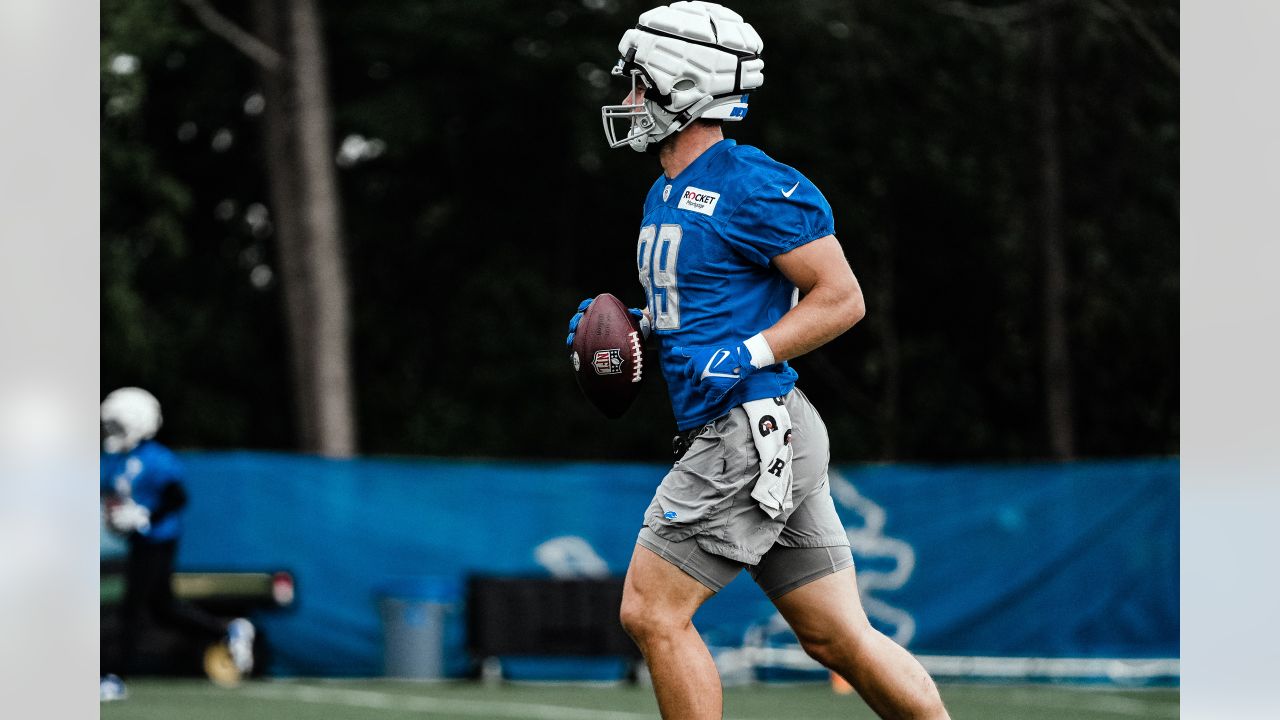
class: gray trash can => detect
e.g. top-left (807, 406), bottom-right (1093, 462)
top-left (377, 577), bottom-right (462, 679)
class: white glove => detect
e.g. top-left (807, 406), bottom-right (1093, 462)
top-left (107, 499), bottom-right (151, 534)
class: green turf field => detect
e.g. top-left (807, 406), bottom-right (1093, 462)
top-left (102, 678), bottom-right (1179, 719)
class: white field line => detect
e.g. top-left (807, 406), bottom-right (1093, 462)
top-left (741, 650), bottom-right (1179, 717)
top-left (746, 647), bottom-right (1180, 680)
top-left (240, 682), bottom-right (657, 720)
top-left (918, 655), bottom-right (1181, 681)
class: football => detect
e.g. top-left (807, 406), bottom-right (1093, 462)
top-left (570, 293), bottom-right (645, 419)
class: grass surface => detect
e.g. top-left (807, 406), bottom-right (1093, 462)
top-left (102, 678), bottom-right (1179, 719)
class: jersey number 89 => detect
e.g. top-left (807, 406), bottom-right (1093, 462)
top-left (637, 224), bottom-right (682, 331)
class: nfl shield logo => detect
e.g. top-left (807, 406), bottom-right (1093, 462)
top-left (593, 348), bottom-right (623, 375)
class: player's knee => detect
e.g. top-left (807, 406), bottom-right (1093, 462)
top-left (798, 633), bottom-right (842, 669)
top-left (618, 596), bottom-right (654, 640)
top-left (619, 596), bottom-right (680, 644)
top-left (796, 619), bottom-right (872, 668)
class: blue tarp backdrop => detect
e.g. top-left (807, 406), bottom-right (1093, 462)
top-left (168, 453), bottom-right (1177, 677)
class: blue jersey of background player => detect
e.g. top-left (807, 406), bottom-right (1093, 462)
top-left (636, 139), bottom-right (835, 430)
top-left (100, 437), bottom-right (186, 542)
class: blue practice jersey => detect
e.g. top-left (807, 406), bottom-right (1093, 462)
top-left (100, 439), bottom-right (185, 542)
top-left (636, 139), bottom-right (836, 430)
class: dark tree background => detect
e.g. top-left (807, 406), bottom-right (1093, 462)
top-left (101, 0), bottom-right (1178, 462)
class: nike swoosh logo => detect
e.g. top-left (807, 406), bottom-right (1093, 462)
top-left (782, 182), bottom-right (800, 198)
top-left (701, 349), bottom-right (739, 380)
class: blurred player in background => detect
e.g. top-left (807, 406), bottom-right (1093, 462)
top-left (573, 3), bottom-right (951, 718)
top-left (99, 387), bottom-right (254, 699)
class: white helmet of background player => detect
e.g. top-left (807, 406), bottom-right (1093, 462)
top-left (601, 1), bottom-right (764, 152)
top-left (101, 387), bottom-right (162, 454)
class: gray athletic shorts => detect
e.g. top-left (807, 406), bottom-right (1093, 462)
top-left (637, 388), bottom-right (852, 597)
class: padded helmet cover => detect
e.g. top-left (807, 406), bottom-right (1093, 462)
top-left (618, 1), bottom-right (764, 113)
top-left (602, 2), bottom-right (764, 151)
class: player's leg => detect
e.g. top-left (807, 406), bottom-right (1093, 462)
top-left (763, 555), bottom-right (949, 720)
top-left (143, 539), bottom-right (256, 678)
top-left (119, 535), bottom-right (170, 675)
top-left (626, 411), bottom-right (773, 718)
top-left (620, 532), bottom-right (737, 720)
top-left (146, 539), bottom-right (229, 641)
top-left (754, 389), bottom-right (948, 718)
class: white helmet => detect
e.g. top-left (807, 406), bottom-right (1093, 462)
top-left (101, 387), bottom-right (162, 454)
top-left (601, 1), bottom-right (764, 153)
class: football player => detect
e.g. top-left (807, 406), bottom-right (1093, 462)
top-left (100, 387), bottom-right (255, 692)
top-left (571, 3), bottom-right (950, 718)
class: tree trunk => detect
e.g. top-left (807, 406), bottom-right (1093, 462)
top-left (252, 0), bottom-right (317, 452)
top-left (252, 0), bottom-right (356, 457)
top-left (288, 0), bottom-right (356, 457)
top-left (1037, 0), bottom-right (1075, 459)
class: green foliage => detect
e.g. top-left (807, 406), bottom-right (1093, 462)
top-left (101, 0), bottom-right (1178, 460)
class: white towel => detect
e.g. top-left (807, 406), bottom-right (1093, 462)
top-left (744, 396), bottom-right (795, 519)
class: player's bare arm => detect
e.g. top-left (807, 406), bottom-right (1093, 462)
top-left (763, 234), bottom-right (865, 363)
